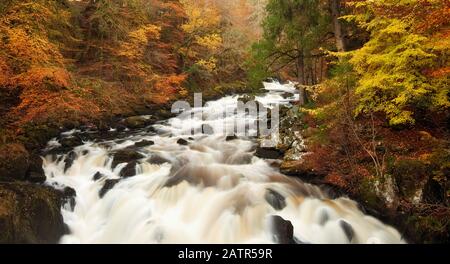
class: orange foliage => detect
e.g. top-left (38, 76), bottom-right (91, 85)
top-left (153, 74), bottom-right (187, 98)
top-left (13, 67), bottom-right (72, 91)
top-left (424, 66), bottom-right (450, 79)
top-left (0, 56), bottom-right (12, 87)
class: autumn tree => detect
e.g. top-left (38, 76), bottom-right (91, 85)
top-left (344, 0), bottom-right (450, 125)
top-left (179, 0), bottom-right (223, 74)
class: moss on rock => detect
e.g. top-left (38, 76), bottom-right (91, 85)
top-left (0, 182), bottom-right (65, 244)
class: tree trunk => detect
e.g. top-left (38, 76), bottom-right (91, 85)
top-left (331, 0), bottom-right (346, 52)
top-left (297, 55), bottom-right (306, 105)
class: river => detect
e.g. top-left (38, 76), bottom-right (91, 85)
top-left (42, 81), bottom-right (405, 244)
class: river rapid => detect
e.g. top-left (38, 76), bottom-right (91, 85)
top-left (43, 81), bottom-right (405, 244)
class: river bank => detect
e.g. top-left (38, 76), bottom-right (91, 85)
top-left (274, 100), bottom-right (449, 244)
top-left (0, 83), bottom-right (255, 243)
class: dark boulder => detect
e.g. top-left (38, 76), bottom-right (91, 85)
top-left (60, 136), bottom-right (83, 149)
top-left (270, 215), bottom-right (296, 244)
top-left (202, 124), bottom-right (214, 135)
top-left (63, 151), bottom-right (78, 173)
top-left (265, 189), bottom-right (286, 211)
top-left (134, 140), bottom-right (155, 148)
top-left (111, 149), bottom-right (145, 168)
top-left (147, 155), bottom-right (171, 165)
top-left (339, 220), bottom-right (355, 242)
top-left (240, 95), bottom-right (255, 104)
top-left (423, 177), bottom-right (446, 204)
top-left (177, 139), bottom-right (189, 146)
top-left (60, 186), bottom-right (76, 211)
top-left (226, 135), bottom-right (238, 141)
top-left (92, 172), bottom-right (104, 181)
top-left (0, 182), bottom-right (65, 244)
top-left (115, 124), bottom-right (127, 132)
top-left (318, 208), bottom-right (330, 226)
top-left (255, 147), bottom-right (283, 160)
top-left (27, 172), bottom-right (47, 184)
top-left (226, 153), bottom-right (253, 165)
top-left (25, 154), bottom-right (47, 183)
top-left (123, 116), bottom-right (154, 129)
top-left (0, 143), bottom-right (30, 181)
top-left (155, 109), bottom-right (175, 119)
top-left (120, 162), bottom-right (138, 178)
top-left (99, 179), bottom-right (120, 198)
top-left (279, 160), bottom-right (318, 180)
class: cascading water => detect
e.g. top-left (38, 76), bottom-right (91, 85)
top-left (43, 81), bottom-right (405, 244)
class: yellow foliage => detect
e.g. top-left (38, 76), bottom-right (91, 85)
top-left (2, 27), bottom-right (63, 68)
top-left (195, 34), bottom-right (222, 51)
top-left (180, 0), bottom-right (221, 34)
top-left (118, 25), bottom-right (161, 60)
top-left (197, 58), bottom-right (218, 72)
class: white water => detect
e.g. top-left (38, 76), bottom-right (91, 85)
top-left (43, 81), bottom-right (405, 244)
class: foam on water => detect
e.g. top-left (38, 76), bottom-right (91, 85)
top-left (43, 81), bottom-right (405, 244)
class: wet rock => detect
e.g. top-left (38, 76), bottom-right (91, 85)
top-left (134, 140), bottom-right (155, 148)
top-left (155, 109), bottom-right (175, 119)
top-left (177, 139), bottom-right (189, 146)
top-left (318, 208), bottom-right (330, 226)
top-left (0, 143), bottom-right (30, 181)
top-left (111, 149), bottom-right (145, 168)
top-left (92, 172), bottom-right (104, 181)
top-left (270, 215), bottom-right (295, 244)
top-left (392, 159), bottom-right (427, 202)
top-left (265, 189), bottom-right (287, 210)
top-left (227, 153), bottom-right (253, 165)
top-left (202, 124), bottom-right (214, 135)
top-left (147, 155), bottom-right (171, 165)
top-left (0, 182), bottom-right (65, 244)
top-left (226, 135), bottom-right (238, 141)
top-left (115, 124), bottom-right (127, 132)
top-left (60, 136), bottom-right (83, 149)
top-left (26, 156), bottom-right (47, 182)
top-left (423, 177), bottom-right (446, 204)
top-left (339, 220), bottom-right (355, 242)
top-left (77, 133), bottom-right (95, 143)
top-left (97, 122), bottom-right (110, 133)
top-left (240, 95), bottom-right (255, 104)
top-left (280, 159), bottom-right (315, 177)
top-left (63, 151), bottom-right (77, 173)
top-left (99, 179), bottom-right (120, 198)
top-left (27, 172), bottom-right (47, 184)
top-left (123, 116), bottom-right (153, 129)
top-left (60, 186), bottom-right (76, 211)
top-left (281, 92), bottom-right (293, 98)
top-left (120, 162), bottom-right (138, 178)
top-left (255, 147), bottom-right (283, 160)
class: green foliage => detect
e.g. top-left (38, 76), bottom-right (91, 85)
top-left (248, 0), bottom-right (334, 88)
